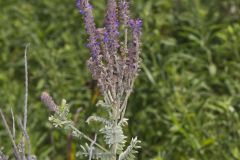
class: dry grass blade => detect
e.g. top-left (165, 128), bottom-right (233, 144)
top-left (0, 109), bottom-right (21, 160)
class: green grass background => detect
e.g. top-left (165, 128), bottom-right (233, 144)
top-left (0, 0), bottom-right (240, 159)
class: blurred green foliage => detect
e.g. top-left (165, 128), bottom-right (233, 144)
top-left (0, 0), bottom-right (240, 159)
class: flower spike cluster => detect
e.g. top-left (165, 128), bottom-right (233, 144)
top-left (76, 0), bottom-right (142, 112)
top-left (76, 0), bottom-right (101, 60)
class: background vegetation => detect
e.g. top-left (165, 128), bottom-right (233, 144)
top-left (0, 0), bottom-right (240, 159)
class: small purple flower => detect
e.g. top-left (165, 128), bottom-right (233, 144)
top-left (128, 19), bottom-right (135, 28)
top-left (136, 19), bottom-right (142, 28)
top-left (87, 4), bottom-right (93, 10)
top-left (103, 32), bottom-right (109, 43)
top-left (129, 18), bottom-right (142, 35)
top-left (80, 10), bottom-right (85, 14)
top-left (115, 21), bottom-right (119, 27)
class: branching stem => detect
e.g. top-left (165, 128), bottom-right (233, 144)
top-left (70, 125), bottom-right (109, 152)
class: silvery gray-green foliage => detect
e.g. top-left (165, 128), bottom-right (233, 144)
top-left (118, 138), bottom-right (141, 160)
top-left (79, 143), bottom-right (112, 160)
top-left (42, 94), bottom-right (140, 160)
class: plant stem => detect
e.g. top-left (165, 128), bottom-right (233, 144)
top-left (110, 120), bottom-right (118, 160)
top-left (110, 101), bottom-right (119, 160)
top-left (70, 125), bottom-right (109, 152)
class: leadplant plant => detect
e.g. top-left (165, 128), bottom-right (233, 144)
top-left (41, 0), bottom-right (142, 159)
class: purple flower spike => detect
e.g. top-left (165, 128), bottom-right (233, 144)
top-left (87, 4), bottom-right (93, 10)
top-left (128, 18), bottom-right (142, 73)
top-left (76, 0), bottom-right (101, 60)
top-left (105, 0), bottom-right (120, 53)
top-left (129, 19), bottom-right (142, 35)
top-left (136, 19), bottom-right (142, 28)
top-left (119, 0), bottom-right (130, 25)
top-left (76, 0), bottom-right (81, 9)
